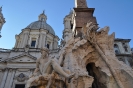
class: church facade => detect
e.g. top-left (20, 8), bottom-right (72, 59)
top-left (0, 0), bottom-right (133, 88)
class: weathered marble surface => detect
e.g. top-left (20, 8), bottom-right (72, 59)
top-left (26, 21), bottom-right (133, 88)
top-left (26, 47), bottom-right (74, 88)
top-left (81, 22), bottom-right (133, 88)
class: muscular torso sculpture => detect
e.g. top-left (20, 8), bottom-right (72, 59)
top-left (26, 47), bottom-right (74, 88)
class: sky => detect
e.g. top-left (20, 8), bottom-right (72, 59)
top-left (0, 0), bottom-right (133, 49)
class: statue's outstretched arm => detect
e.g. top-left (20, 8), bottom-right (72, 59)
top-left (58, 50), bottom-right (66, 65)
top-left (36, 58), bottom-right (40, 68)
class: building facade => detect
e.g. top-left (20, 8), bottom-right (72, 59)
top-left (131, 48), bottom-right (133, 54)
top-left (0, 11), bottom-right (59, 88)
top-left (0, 1), bottom-right (133, 88)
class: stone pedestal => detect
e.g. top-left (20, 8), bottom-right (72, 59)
top-left (71, 76), bottom-right (94, 88)
top-left (74, 7), bottom-right (97, 37)
top-left (37, 86), bottom-right (45, 88)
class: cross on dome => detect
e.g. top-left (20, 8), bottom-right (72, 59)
top-left (38, 10), bottom-right (47, 21)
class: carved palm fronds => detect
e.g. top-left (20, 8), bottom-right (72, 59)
top-left (82, 22), bottom-right (126, 88)
top-left (82, 22), bottom-right (115, 52)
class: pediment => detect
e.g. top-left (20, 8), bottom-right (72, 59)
top-left (5, 53), bottom-right (37, 62)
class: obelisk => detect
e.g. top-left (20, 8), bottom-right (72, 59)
top-left (74, 0), bottom-right (97, 37)
top-left (75, 0), bottom-right (88, 8)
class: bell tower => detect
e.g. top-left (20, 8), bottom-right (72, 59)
top-left (0, 7), bottom-right (6, 38)
top-left (74, 0), bottom-right (97, 37)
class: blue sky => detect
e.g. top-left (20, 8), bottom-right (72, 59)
top-left (0, 0), bottom-right (133, 49)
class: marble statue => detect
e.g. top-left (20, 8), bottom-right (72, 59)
top-left (81, 21), bottom-right (133, 88)
top-left (26, 47), bottom-right (74, 88)
top-left (57, 21), bottom-right (133, 88)
top-left (26, 21), bottom-right (133, 88)
top-left (58, 28), bottom-right (94, 88)
top-left (0, 7), bottom-right (2, 14)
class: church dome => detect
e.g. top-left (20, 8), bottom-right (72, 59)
top-left (26, 12), bottom-right (55, 35)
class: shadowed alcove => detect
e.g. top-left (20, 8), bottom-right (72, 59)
top-left (86, 63), bottom-right (107, 88)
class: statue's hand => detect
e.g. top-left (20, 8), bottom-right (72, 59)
top-left (29, 74), bottom-right (34, 78)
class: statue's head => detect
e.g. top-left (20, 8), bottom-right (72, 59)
top-left (40, 47), bottom-right (49, 57)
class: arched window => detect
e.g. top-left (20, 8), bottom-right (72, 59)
top-left (114, 44), bottom-right (120, 54)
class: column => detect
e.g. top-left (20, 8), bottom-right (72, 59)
top-left (18, 40), bottom-right (21, 48)
top-left (64, 18), bottom-right (71, 29)
top-left (8, 69), bottom-right (16, 88)
top-left (14, 35), bottom-right (19, 48)
top-left (41, 34), bottom-right (44, 48)
top-left (50, 41), bottom-right (53, 50)
top-left (127, 43), bottom-right (132, 54)
top-left (14, 40), bottom-right (18, 48)
top-left (38, 33), bottom-right (43, 48)
top-left (41, 34), bottom-right (46, 47)
top-left (43, 35), bottom-right (46, 48)
top-left (0, 69), bottom-right (8, 88)
top-left (22, 33), bottom-right (27, 48)
top-left (28, 37), bottom-right (32, 46)
top-left (4, 69), bottom-right (14, 88)
top-left (24, 32), bottom-right (29, 46)
top-left (53, 38), bottom-right (58, 49)
top-left (117, 42), bottom-right (125, 54)
top-left (21, 32), bottom-right (29, 48)
top-left (20, 33), bottom-right (26, 48)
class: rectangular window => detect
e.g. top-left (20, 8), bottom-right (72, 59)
top-left (46, 41), bottom-right (51, 49)
top-left (31, 38), bottom-right (36, 48)
top-left (15, 84), bottom-right (25, 88)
